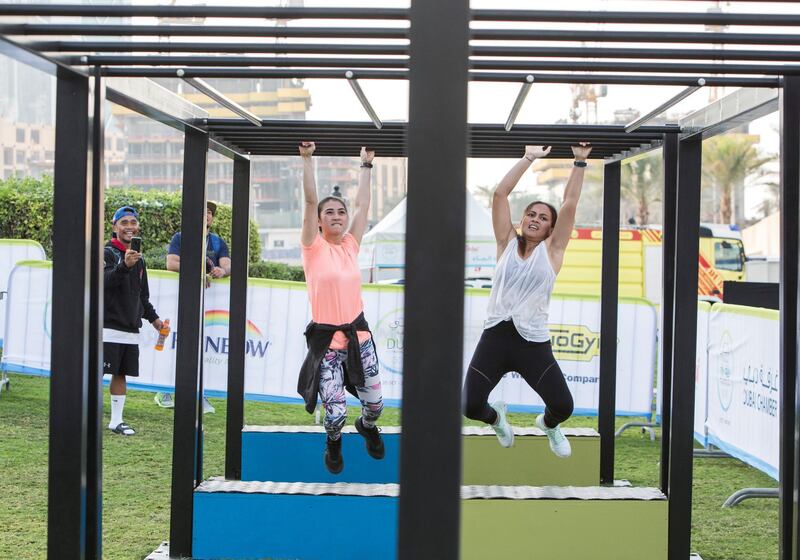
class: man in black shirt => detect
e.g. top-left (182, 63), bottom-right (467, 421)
top-left (103, 206), bottom-right (163, 435)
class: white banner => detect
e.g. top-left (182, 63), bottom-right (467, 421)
top-left (2, 262), bottom-right (657, 416)
top-left (706, 304), bottom-right (779, 480)
top-left (0, 240), bottom-right (46, 349)
top-left (694, 302), bottom-right (711, 446)
top-left (655, 301), bottom-right (712, 446)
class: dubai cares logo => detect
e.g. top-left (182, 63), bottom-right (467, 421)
top-left (717, 330), bottom-right (734, 412)
top-left (374, 308), bottom-right (404, 375)
top-left (171, 310), bottom-right (270, 360)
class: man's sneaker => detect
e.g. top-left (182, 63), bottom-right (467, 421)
top-left (536, 414), bottom-right (571, 458)
top-left (154, 392), bottom-right (174, 408)
top-left (324, 436), bottom-right (344, 474)
top-left (355, 417), bottom-right (385, 460)
top-left (202, 396), bottom-right (215, 414)
top-left (109, 422), bottom-right (136, 436)
top-left (490, 401), bottom-right (514, 448)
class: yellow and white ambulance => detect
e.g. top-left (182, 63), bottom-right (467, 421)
top-left (555, 224), bottom-right (746, 303)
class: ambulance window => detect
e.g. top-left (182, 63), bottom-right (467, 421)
top-left (714, 240), bottom-right (744, 271)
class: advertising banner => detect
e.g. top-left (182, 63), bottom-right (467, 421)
top-left (705, 304), bottom-right (779, 479)
top-left (2, 262), bottom-right (657, 416)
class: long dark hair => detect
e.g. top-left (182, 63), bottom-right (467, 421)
top-left (517, 200), bottom-right (558, 255)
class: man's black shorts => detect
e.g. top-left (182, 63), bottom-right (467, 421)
top-left (103, 342), bottom-right (140, 377)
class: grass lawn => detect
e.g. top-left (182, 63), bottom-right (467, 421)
top-left (0, 373), bottom-right (778, 559)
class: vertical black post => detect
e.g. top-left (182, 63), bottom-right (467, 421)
top-left (169, 127), bottom-right (208, 558)
top-left (85, 66), bottom-right (105, 560)
top-left (225, 155), bottom-right (251, 480)
top-left (660, 133), bottom-right (679, 496)
top-left (667, 134), bottom-right (702, 560)
top-left (781, 75), bottom-right (800, 560)
top-left (48, 68), bottom-right (91, 560)
top-left (599, 160), bottom-right (621, 486)
top-left (398, 1), bottom-right (468, 559)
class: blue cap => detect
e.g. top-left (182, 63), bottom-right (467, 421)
top-left (112, 206), bottom-right (139, 224)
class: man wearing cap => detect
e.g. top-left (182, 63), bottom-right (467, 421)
top-left (104, 206), bottom-right (163, 436)
top-left (155, 201), bottom-right (230, 412)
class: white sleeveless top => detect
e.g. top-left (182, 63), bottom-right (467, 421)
top-left (485, 237), bottom-right (556, 342)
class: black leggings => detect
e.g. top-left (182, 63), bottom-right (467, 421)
top-left (463, 320), bottom-right (574, 428)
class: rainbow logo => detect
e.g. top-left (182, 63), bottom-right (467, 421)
top-left (204, 310), bottom-right (264, 338)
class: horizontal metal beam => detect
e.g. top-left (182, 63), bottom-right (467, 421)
top-left (77, 55), bottom-right (798, 77)
top-left (0, 24), bottom-right (409, 39)
top-left (470, 29), bottom-right (800, 45)
top-left (95, 67), bottom-right (780, 87)
top-left (7, 24), bottom-right (800, 46)
top-left (208, 119), bottom-right (678, 133)
top-left (33, 42), bottom-right (800, 64)
top-left (471, 59), bottom-right (800, 75)
top-left (0, 5), bottom-right (407, 19)
top-left (470, 9), bottom-right (800, 25)
top-left (77, 55), bottom-right (408, 68)
top-left (31, 41), bottom-right (410, 56)
top-left (2, 5), bottom-right (799, 26)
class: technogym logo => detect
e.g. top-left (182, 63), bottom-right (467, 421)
top-left (548, 324), bottom-right (600, 362)
top-left (171, 310), bottom-right (270, 359)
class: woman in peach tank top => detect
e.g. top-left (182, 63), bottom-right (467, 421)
top-left (297, 141), bottom-right (384, 475)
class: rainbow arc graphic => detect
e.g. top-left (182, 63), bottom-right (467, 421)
top-left (204, 310), bottom-right (263, 338)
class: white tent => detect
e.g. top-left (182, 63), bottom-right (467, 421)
top-left (358, 192), bottom-right (496, 281)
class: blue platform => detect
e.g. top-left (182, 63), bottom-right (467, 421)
top-left (241, 425), bottom-right (601, 486)
top-left (191, 480), bottom-right (667, 560)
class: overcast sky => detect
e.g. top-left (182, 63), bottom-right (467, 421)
top-left (140, 0), bottom-right (792, 210)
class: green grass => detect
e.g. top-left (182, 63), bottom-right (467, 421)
top-left (0, 373), bottom-right (778, 559)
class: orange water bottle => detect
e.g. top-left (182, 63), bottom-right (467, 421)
top-left (155, 319), bottom-right (170, 351)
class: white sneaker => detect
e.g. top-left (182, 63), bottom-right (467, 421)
top-left (536, 414), bottom-right (571, 458)
top-left (490, 401), bottom-right (514, 448)
top-left (202, 396), bottom-right (215, 414)
top-left (154, 392), bottom-right (174, 408)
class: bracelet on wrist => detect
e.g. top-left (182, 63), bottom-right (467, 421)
top-left (360, 162), bottom-right (373, 169)
top-left (573, 160), bottom-right (587, 168)
top-left (524, 155), bottom-right (534, 162)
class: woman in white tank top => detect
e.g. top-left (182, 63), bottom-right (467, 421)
top-left (463, 143), bottom-right (593, 457)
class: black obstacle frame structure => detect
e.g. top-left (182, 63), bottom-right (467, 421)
top-left (1, 3), bottom-right (799, 559)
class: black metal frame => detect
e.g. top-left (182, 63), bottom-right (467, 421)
top-left (48, 65), bottom-right (94, 560)
top-left (660, 133), bottom-right (679, 497)
top-left (599, 160), bottom-right (621, 486)
top-left (169, 128), bottom-right (209, 557)
top-left (780, 76), bottom-right (800, 560)
top-left (2, 4), bottom-right (799, 560)
top-left (225, 156), bottom-right (251, 481)
top-left (667, 135), bottom-right (703, 560)
top-left (85, 65), bottom-right (104, 560)
top-left (398, 2), bottom-right (469, 558)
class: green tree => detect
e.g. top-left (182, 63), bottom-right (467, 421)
top-left (0, 176), bottom-right (262, 266)
top-left (621, 153), bottom-right (663, 226)
top-left (701, 134), bottom-right (775, 225)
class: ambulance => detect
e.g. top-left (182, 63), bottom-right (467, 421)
top-left (555, 224), bottom-right (746, 303)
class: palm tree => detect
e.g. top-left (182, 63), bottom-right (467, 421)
top-left (621, 153), bottom-right (663, 225)
top-left (701, 134), bottom-right (775, 224)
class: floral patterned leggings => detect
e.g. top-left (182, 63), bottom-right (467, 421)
top-left (318, 337), bottom-right (384, 440)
